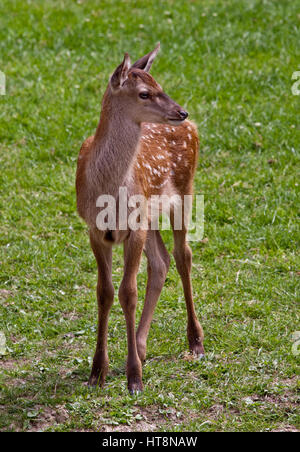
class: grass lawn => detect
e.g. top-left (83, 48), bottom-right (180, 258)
top-left (0, 0), bottom-right (299, 432)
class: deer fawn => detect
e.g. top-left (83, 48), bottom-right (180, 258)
top-left (76, 44), bottom-right (204, 394)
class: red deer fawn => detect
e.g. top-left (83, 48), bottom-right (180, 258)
top-left (76, 44), bottom-right (204, 394)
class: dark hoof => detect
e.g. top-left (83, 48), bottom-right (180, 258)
top-left (88, 371), bottom-right (106, 387)
top-left (189, 339), bottom-right (205, 358)
top-left (129, 388), bottom-right (142, 396)
top-left (128, 379), bottom-right (143, 395)
top-left (88, 376), bottom-right (100, 386)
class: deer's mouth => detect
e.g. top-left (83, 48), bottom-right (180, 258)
top-left (167, 110), bottom-right (188, 125)
top-left (167, 118), bottom-right (185, 125)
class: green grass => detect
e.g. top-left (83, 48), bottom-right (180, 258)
top-left (0, 0), bottom-right (299, 432)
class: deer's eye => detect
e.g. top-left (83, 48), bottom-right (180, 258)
top-left (139, 92), bottom-right (149, 99)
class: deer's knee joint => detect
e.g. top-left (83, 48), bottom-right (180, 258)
top-left (174, 244), bottom-right (192, 273)
top-left (151, 255), bottom-right (170, 287)
top-left (152, 259), bottom-right (166, 278)
top-left (184, 245), bottom-right (192, 266)
top-left (97, 282), bottom-right (114, 306)
top-left (119, 282), bottom-right (138, 311)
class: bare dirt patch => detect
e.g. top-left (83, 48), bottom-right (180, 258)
top-left (99, 406), bottom-right (187, 432)
top-left (101, 420), bottom-right (157, 432)
top-left (1, 358), bottom-right (20, 370)
top-left (207, 404), bottom-right (225, 419)
top-left (271, 424), bottom-right (299, 432)
top-left (242, 393), bottom-right (299, 411)
top-left (5, 377), bottom-right (27, 386)
top-left (0, 289), bottom-right (13, 299)
top-left (27, 405), bottom-right (69, 432)
top-left (272, 376), bottom-right (298, 389)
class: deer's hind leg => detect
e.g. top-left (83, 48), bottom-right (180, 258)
top-left (136, 230), bottom-right (170, 362)
top-left (88, 230), bottom-right (114, 387)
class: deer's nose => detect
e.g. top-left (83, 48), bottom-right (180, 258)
top-left (178, 110), bottom-right (188, 120)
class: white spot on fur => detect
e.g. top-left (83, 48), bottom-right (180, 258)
top-left (156, 180), bottom-right (168, 188)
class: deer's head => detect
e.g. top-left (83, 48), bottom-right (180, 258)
top-left (108, 43), bottom-right (188, 126)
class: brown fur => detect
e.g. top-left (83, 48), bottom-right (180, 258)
top-left (75, 47), bottom-right (204, 393)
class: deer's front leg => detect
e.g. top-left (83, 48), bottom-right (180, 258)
top-left (172, 228), bottom-right (205, 358)
top-left (88, 233), bottom-right (114, 387)
top-left (119, 231), bottom-right (146, 394)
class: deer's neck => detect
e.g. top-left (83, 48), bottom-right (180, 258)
top-left (87, 93), bottom-right (141, 199)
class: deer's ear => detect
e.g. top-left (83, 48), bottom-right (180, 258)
top-left (131, 43), bottom-right (160, 73)
top-left (110, 53), bottom-right (131, 90)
